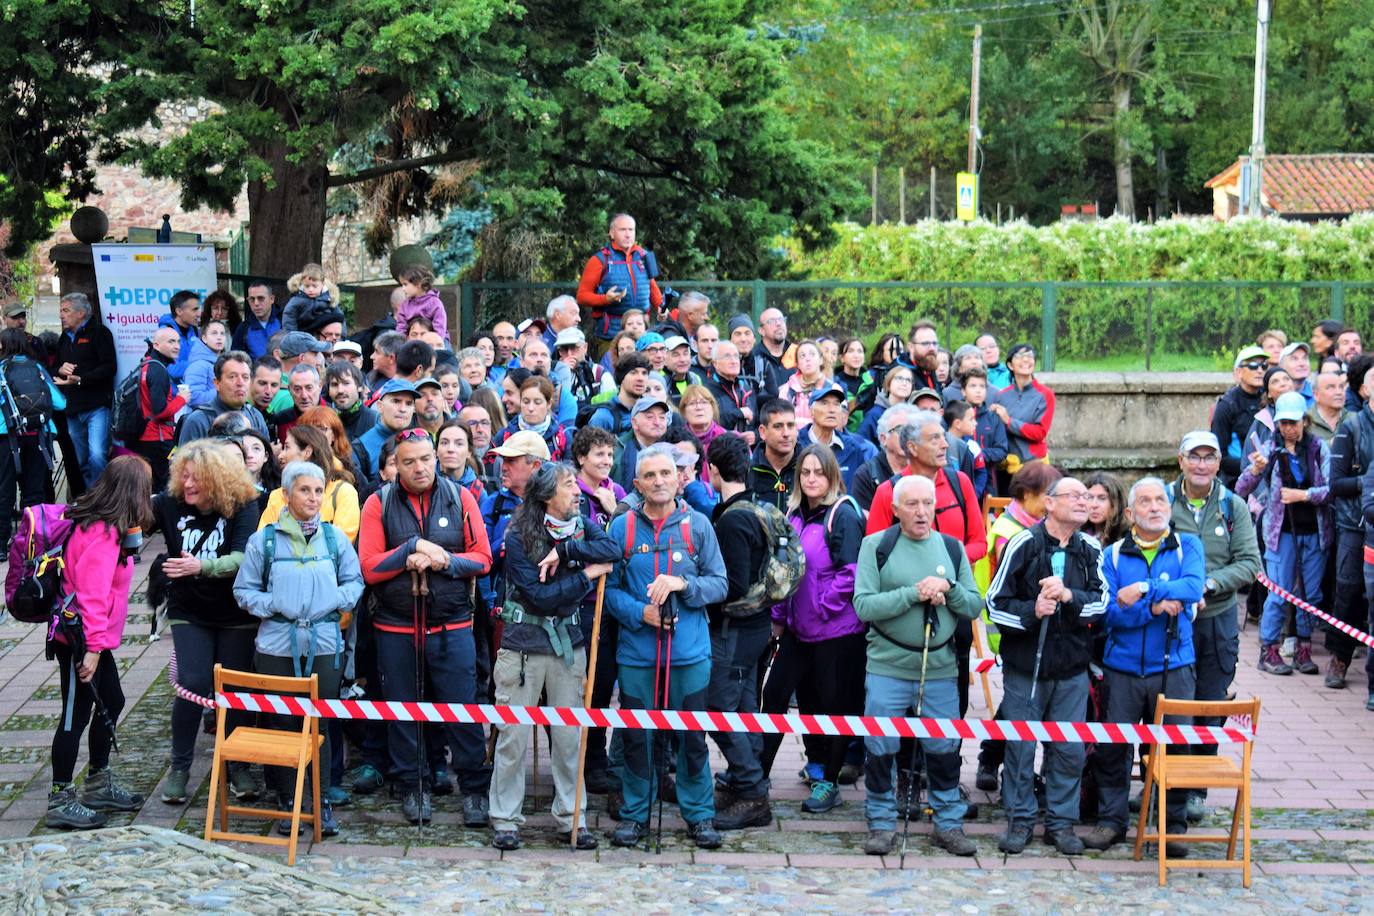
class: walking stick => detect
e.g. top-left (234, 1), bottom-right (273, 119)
top-left (899, 604), bottom-right (934, 869)
top-left (1029, 600), bottom-right (1058, 701)
top-left (1144, 611), bottom-right (1180, 848)
top-left (570, 576), bottom-right (607, 849)
top-left (411, 568), bottom-right (429, 831)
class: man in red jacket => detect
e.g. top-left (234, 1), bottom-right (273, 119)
top-left (576, 213), bottom-right (664, 354)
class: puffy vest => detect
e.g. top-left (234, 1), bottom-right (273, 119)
top-left (373, 479), bottom-right (474, 628)
top-left (594, 246), bottom-right (652, 317)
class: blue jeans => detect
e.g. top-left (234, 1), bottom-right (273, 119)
top-left (1261, 531), bottom-right (1323, 644)
top-left (863, 673), bottom-right (965, 832)
top-left (1000, 668), bottom-right (1088, 831)
top-left (66, 407), bottom-right (110, 488)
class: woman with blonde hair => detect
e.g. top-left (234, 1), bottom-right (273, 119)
top-left (149, 441), bottom-right (261, 806)
top-left (679, 384), bottom-right (727, 464)
top-left (778, 340), bottom-right (830, 429)
top-left (259, 425), bottom-right (361, 540)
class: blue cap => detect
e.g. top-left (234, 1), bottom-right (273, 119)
top-left (636, 332), bottom-right (666, 351)
top-left (378, 378), bottom-right (419, 399)
top-left (807, 382), bottom-right (848, 406)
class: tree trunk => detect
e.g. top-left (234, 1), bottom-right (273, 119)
top-left (1112, 81), bottom-right (1135, 221)
top-left (246, 141), bottom-right (329, 280)
top-left (1155, 147), bottom-right (1170, 220)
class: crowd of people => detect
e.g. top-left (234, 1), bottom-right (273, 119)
top-left (3, 212), bottom-right (1369, 859)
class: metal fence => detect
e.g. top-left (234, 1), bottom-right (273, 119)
top-left (460, 280), bottom-right (1374, 371)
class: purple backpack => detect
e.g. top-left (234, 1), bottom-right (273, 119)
top-left (5, 504), bottom-right (75, 624)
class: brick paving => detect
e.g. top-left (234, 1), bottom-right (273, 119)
top-left (3, 536), bottom-right (1374, 901)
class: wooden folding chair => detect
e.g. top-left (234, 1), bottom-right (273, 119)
top-left (969, 496), bottom-right (1012, 711)
top-left (204, 664), bottom-right (323, 866)
top-left (1132, 696), bottom-right (1260, 887)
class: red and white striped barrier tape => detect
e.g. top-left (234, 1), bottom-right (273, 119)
top-left (168, 650), bottom-right (216, 709)
top-left (215, 692), bottom-right (1252, 746)
top-left (1257, 571), bottom-right (1374, 649)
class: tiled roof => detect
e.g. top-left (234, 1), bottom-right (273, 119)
top-left (1205, 153), bottom-right (1374, 215)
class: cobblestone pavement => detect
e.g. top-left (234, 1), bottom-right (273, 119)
top-left (2, 538), bottom-right (1374, 911)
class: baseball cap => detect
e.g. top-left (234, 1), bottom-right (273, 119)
top-left (1179, 430), bottom-right (1221, 455)
top-left (377, 378), bottom-right (419, 400)
top-left (554, 327), bottom-right (586, 350)
top-left (1273, 391), bottom-right (1307, 423)
top-left (911, 386), bottom-right (941, 404)
top-left (630, 395), bottom-right (670, 418)
top-left (415, 376), bottom-right (442, 391)
top-left (278, 331), bottom-right (333, 358)
top-left (333, 340), bottom-right (362, 357)
top-left (1280, 341), bottom-right (1311, 361)
top-left (727, 315), bottom-right (754, 334)
top-left (491, 429), bottom-right (551, 460)
top-left (2, 303), bottom-right (26, 318)
top-left (663, 335), bottom-right (689, 351)
top-left (517, 317), bottom-right (547, 335)
top-left (808, 382), bottom-right (848, 405)
top-left (636, 332), bottom-right (666, 351)
top-left (1233, 344), bottom-right (1268, 368)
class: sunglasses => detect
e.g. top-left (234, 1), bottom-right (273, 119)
top-left (1240, 361), bottom-right (1267, 371)
top-left (395, 427), bottom-right (431, 443)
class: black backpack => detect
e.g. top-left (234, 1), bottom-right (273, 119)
top-left (0, 358), bottom-right (53, 438)
top-left (112, 359), bottom-right (152, 443)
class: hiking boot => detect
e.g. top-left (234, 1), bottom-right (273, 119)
top-left (492, 829), bottom-right (521, 850)
top-left (837, 763), bottom-right (861, 786)
top-left (1043, 827), bottom-right (1085, 855)
top-left (47, 785), bottom-right (107, 830)
top-left (931, 827), bottom-right (976, 857)
top-left (463, 792), bottom-right (490, 828)
top-left (1294, 641), bottom-right (1319, 675)
top-left (687, 819), bottom-right (723, 849)
top-left (714, 794), bottom-right (772, 830)
top-left (1082, 825), bottom-right (1125, 851)
top-left (402, 790), bottom-right (432, 825)
top-left (319, 799), bottom-right (339, 837)
top-left (612, 820), bottom-right (649, 847)
top-left (228, 765), bottom-right (259, 802)
top-left (1185, 793), bottom-right (1207, 824)
top-left (1258, 644), bottom-right (1293, 675)
top-left (1325, 658), bottom-right (1349, 689)
top-left (975, 763), bottom-right (999, 792)
top-left (798, 762), bottom-right (824, 785)
top-left (960, 785), bottom-right (980, 820)
top-left (81, 768), bottom-right (144, 812)
top-left (801, 780), bottom-right (841, 814)
top-left (998, 822), bottom-right (1033, 854)
top-left (160, 769), bottom-right (190, 805)
top-left (324, 784), bottom-right (352, 807)
top-left (348, 763), bottom-right (384, 795)
top-left (864, 828), bottom-right (895, 855)
top-left (1164, 839), bottom-right (1189, 858)
top-left (432, 767), bottom-right (455, 796)
top-left (563, 827), bottom-right (598, 850)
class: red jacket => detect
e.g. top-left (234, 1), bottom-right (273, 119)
top-left (866, 466), bottom-right (987, 563)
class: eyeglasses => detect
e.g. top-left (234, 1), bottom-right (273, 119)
top-left (1050, 491), bottom-right (1088, 501)
top-left (464, 417), bottom-right (492, 428)
top-left (1185, 452), bottom-right (1220, 465)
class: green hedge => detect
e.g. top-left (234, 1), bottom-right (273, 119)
top-left (774, 216), bottom-right (1374, 363)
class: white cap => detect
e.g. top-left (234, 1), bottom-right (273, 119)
top-left (1179, 430), bottom-right (1220, 455)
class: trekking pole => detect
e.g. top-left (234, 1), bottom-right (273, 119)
top-left (411, 568), bottom-right (428, 832)
top-left (899, 604), bottom-right (934, 869)
top-left (654, 604), bottom-right (676, 854)
top-left (570, 576), bottom-right (607, 850)
top-left (1028, 601), bottom-right (1055, 701)
top-left (1144, 610), bottom-right (1180, 848)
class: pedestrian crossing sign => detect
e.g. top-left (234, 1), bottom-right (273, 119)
top-left (956, 172), bottom-right (978, 222)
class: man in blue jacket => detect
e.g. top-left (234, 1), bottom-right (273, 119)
top-left (604, 443), bottom-right (729, 850)
top-left (1083, 476), bottom-right (1205, 854)
top-left (157, 290), bottom-right (202, 382)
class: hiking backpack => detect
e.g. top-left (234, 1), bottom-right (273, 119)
top-left (3, 504), bottom-right (76, 624)
top-left (0, 358), bottom-right (54, 439)
top-left (720, 500), bottom-right (806, 617)
top-left (112, 359), bottom-right (152, 443)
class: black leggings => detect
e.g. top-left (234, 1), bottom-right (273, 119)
top-left (759, 631), bottom-right (867, 783)
top-left (51, 644), bottom-right (125, 784)
top-left (169, 621), bottom-right (256, 771)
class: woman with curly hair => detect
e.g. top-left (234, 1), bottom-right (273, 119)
top-left (151, 441), bottom-right (262, 805)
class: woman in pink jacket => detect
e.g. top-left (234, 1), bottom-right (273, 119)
top-left (46, 455), bottom-right (154, 830)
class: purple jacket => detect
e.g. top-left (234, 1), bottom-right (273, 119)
top-left (577, 476), bottom-right (626, 529)
top-left (1236, 432), bottom-right (1333, 553)
top-left (772, 498), bottom-right (865, 643)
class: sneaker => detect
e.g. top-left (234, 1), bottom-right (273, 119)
top-left (931, 827), bottom-right (976, 857)
top-left (1185, 793), bottom-right (1207, 824)
top-left (1280, 636), bottom-right (1297, 659)
top-left (715, 794), bottom-right (772, 830)
top-left (432, 767), bottom-right (455, 796)
top-left (1325, 658), bottom-right (1349, 689)
top-left (837, 763), bottom-right (861, 786)
top-left (612, 820), bottom-right (649, 847)
top-left (402, 790), bottom-right (432, 825)
top-left (975, 764), bottom-right (999, 792)
top-left (1294, 642), bottom-right (1319, 675)
top-left (798, 762), bottom-right (824, 785)
top-left (228, 766), bottom-right (259, 802)
top-left (47, 786), bottom-right (107, 830)
top-left (492, 829), bottom-right (520, 850)
top-left (348, 763), bottom-right (384, 795)
top-left (864, 828), bottom-right (895, 855)
top-left (563, 827), bottom-right (598, 850)
top-left (801, 780), bottom-right (841, 814)
top-left (81, 768), bottom-right (144, 812)
top-left (319, 799), bottom-right (339, 837)
top-left (1082, 824), bottom-right (1125, 851)
top-left (1258, 644), bottom-right (1293, 675)
top-left (998, 822), bottom-right (1033, 854)
top-left (687, 818), bottom-right (723, 849)
top-left (463, 792), bottom-right (490, 828)
top-left (324, 784), bottom-right (352, 807)
top-left (160, 769), bottom-right (190, 805)
top-left (1043, 827), bottom-right (1085, 855)
top-left (275, 798), bottom-right (312, 836)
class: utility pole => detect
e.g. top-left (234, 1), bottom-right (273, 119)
top-left (1244, 0), bottom-right (1270, 216)
top-left (967, 24), bottom-right (982, 175)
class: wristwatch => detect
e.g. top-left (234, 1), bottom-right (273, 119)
top-left (1205, 577), bottom-right (1217, 594)
top-left (1136, 580), bottom-right (1150, 596)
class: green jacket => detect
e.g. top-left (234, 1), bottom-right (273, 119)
top-left (1168, 477), bottom-right (1261, 620)
top-left (853, 529), bottom-right (983, 682)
